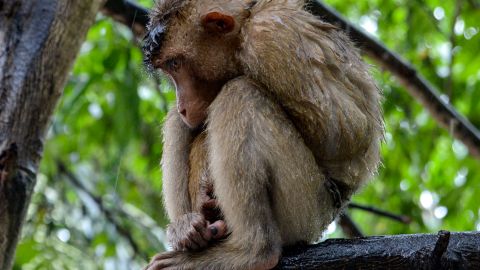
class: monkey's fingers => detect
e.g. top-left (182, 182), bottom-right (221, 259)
top-left (192, 219), bottom-right (227, 241)
top-left (208, 220), bottom-right (227, 240)
top-left (193, 218), bottom-right (214, 242)
top-left (201, 198), bottom-right (218, 210)
top-left (146, 252), bottom-right (194, 270)
top-left (185, 227), bottom-right (208, 249)
top-left (145, 260), bottom-right (170, 270)
top-left (201, 198), bottom-right (223, 222)
top-left (146, 258), bottom-right (176, 270)
top-left (183, 237), bottom-right (202, 250)
top-left (189, 213), bottom-right (207, 228)
top-left (145, 252), bottom-right (176, 270)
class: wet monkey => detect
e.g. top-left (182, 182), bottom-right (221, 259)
top-left (143, 0), bottom-right (383, 269)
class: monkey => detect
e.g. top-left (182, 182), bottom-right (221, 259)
top-left (142, 0), bottom-right (383, 269)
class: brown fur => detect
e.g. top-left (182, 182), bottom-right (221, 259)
top-left (187, 132), bottom-right (207, 212)
top-left (147, 0), bottom-right (383, 269)
top-left (163, 116), bottom-right (223, 252)
top-left (241, 1), bottom-right (383, 192)
top-left (187, 132), bottom-right (218, 219)
top-left (161, 109), bottom-right (192, 220)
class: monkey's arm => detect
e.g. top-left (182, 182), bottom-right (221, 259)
top-left (162, 110), bottom-right (205, 250)
top-left (147, 78), bottom-right (285, 270)
top-left (162, 110), bottom-right (227, 251)
top-left (161, 109), bottom-right (193, 220)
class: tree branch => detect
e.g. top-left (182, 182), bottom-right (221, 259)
top-left (101, 0), bottom-right (149, 37)
top-left (349, 202), bottom-right (412, 224)
top-left (467, 0), bottom-right (480, 9)
top-left (101, 0), bottom-right (480, 159)
top-left (278, 231), bottom-right (480, 269)
top-left (56, 161), bottom-right (149, 261)
top-left (305, 0), bottom-right (480, 158)
top-left (338, 213), bottom-right (364, 238)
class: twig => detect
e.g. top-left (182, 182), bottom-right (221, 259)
top-left (467, 0), bottom-right (480, 9)
top-left (349, 202), bottom-right (411, 224)
top-left (101, 0), bottom-right (149, 37)
top-left (56, 160), bottom-right (149, 261)
top-left (431, 230), bottom-right (451, 269)
top-left (338, 213), bottom-right (364, 238)
top-left (445, 0), bottom-right (463, 99)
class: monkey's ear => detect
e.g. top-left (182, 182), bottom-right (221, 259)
top-left (201, 12), bottom-right (235, 34)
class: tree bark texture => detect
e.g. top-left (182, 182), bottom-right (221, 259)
top-left (278, 231), bottom-right (480, 269)
top-left (0, 0), bottom-right (104, 269)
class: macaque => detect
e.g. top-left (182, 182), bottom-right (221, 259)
top-left (142, 0), bottom-right (383, 269)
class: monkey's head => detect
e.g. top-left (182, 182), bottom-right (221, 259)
top-left (143, 0), bottom-right (254, 129)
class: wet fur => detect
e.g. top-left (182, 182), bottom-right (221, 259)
top-left (151, 0), bottom-right (383, 269)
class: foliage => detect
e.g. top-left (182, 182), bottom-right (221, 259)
top-left (14, 0), bottom-right (480, 269)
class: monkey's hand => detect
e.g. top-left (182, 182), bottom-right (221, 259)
top-left (166, 212), bottom-right (227, 251)
top-left (200, 187), bottom-right (224, 223)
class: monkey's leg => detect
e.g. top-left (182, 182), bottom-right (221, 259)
top-left (147, 77), bottom-right (339, 270)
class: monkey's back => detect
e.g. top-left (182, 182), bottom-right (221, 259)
top-left (239, 1), bottom-right (383, 195)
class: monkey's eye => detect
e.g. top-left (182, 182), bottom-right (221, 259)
top-left (165, 58), bottom-right (181, 72)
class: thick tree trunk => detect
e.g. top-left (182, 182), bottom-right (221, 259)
top-left (0, 0), bottom-right (104, 269)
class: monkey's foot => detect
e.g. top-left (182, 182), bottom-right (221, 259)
top-left (145, 251), bottom-right (190, 270)
top-left (144, 250), bottom-right (279, 270)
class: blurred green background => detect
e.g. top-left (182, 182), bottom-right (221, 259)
top-left (14, 0), bottom-right (480, 269)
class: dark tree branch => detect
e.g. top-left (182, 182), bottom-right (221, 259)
top-left (467, 0), bottom-right (480, 9)
top-left (57, 161), bottom-right (149, 261)
top-left (102, 0), bottom-right (149, 37)
top-left (349, 202), bottom-right (412, 224)
top-left (100, 0), bottom-right (480, 159)
top-left (306, 0), bottom-right (480, 158)
top-left (338, 213), bottom-right (364, 238)
top-left (432, 230), bottom-right (451, 269)
top-left (278, 231), bottom-right (480, 269)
